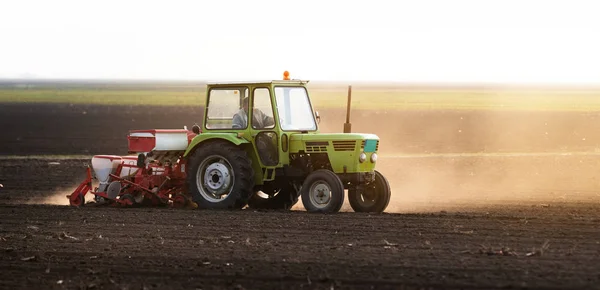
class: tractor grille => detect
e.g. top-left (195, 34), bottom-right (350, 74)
top-left (332, 140), bottom-right (356, 151)
top-left (361, 140), bottom-right (379, 151)
top-left (305, 141), bottom-right (329, 152)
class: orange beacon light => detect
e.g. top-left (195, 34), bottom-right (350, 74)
top-left (283, 71), bottom-right (290, 80)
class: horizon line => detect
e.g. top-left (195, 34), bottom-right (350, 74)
top-left (1, 77), bottom-right (600, 89)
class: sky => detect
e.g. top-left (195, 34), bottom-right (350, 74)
top-left (0, 0), bottom-right (599, 84)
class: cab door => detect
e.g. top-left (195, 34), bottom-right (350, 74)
top-left (250, 87), bottom-right (279, 168)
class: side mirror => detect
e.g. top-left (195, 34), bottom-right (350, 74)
top-left (315, 111), bottom-right (321, 124)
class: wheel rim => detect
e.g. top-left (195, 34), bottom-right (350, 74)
top-left (196, 155), bottom-right (234, 203)
top-left (308, 181), bottom-right (332, 209)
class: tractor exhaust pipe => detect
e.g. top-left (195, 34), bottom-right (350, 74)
top-left (343, 85), bottom-right (352, 133)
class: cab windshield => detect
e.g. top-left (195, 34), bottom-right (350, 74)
top-left (274, 86), bottom-right (317, 131)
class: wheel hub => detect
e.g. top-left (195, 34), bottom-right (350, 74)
top-left (310, 182), bottom-right (331, 208)
top-left (203, 162), bottom-right (232, 196)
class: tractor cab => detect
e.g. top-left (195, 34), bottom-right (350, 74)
top-left (196, 73), bottom-right (319, 171)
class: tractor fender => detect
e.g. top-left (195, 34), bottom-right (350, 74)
top-left (183, 133), bottom-right (249, 158)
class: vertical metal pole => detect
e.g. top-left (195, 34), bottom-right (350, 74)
top-left (344, 85), bottom-right (352, 133)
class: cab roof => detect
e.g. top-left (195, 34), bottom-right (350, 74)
top-left (207, 79), bottom-right (309, 86)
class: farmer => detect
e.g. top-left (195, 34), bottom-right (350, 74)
top-left (232, 96), bottom-right (277, 164)
top-left (232, 96), bottom-right (274, 129)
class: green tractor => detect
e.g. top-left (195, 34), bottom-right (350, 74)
top-left (184, 72), bottom-right (391, 213)
top-left (69, 72), bottom-right (390, 212)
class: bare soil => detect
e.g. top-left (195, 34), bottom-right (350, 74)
top-left (1, 203), bottom-right (599, 290)
top-left (1, 103), bottom-right (600, 289)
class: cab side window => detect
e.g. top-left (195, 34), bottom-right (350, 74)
top-left (252, 88), bottom-right (275, 130)
top-left (205, 88), bottom-right (248, 129)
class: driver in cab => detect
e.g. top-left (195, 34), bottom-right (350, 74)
top-left (232, 96), bottom-right (274, 129)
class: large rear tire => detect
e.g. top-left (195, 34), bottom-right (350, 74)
top-left (187, 141), bottom-right (254, 210)
top-left (348, 170), bottom-right (391, 213)
top-left (301, 169), bottom-right (345, 213)
top-left (247, 180), bottom-right (299, 210)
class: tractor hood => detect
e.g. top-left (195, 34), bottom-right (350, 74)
top-left (287, 133), bottom-right (380, 173)
top-left (288, 133), bottom-right (379, 153)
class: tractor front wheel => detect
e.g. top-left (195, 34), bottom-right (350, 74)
top-left (187, 141), bottom-right (254, 210)
top-left (301, 169), bottom-right (345, 213)
top-left (348, 170), bottom-right (391, 213)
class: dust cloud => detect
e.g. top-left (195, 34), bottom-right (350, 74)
top-left (25, 189), bottom-right (72, 206)
top-left (315, 105), bottom-right (600, 213)
top-left (21, 102), bottom-right (600, 213)
top-left (378, 154), bottom-right (600, 213)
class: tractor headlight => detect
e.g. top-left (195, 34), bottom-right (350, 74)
top-left (370, 153), bottom-right (378, 163)
top-left (359, 152), bottom-right (367, 163)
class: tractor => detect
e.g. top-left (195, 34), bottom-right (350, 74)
top-left (68, 72), bottom-right (391, 213)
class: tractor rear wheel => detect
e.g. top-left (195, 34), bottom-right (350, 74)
top-left (348, 170), bottom-right (391, 213)
top-left (301, 169), bottom-right (345, 213)
top-left (187, 141), bottom-right (254, 210)
top-left (248, 181), bottom-right (299, 210)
